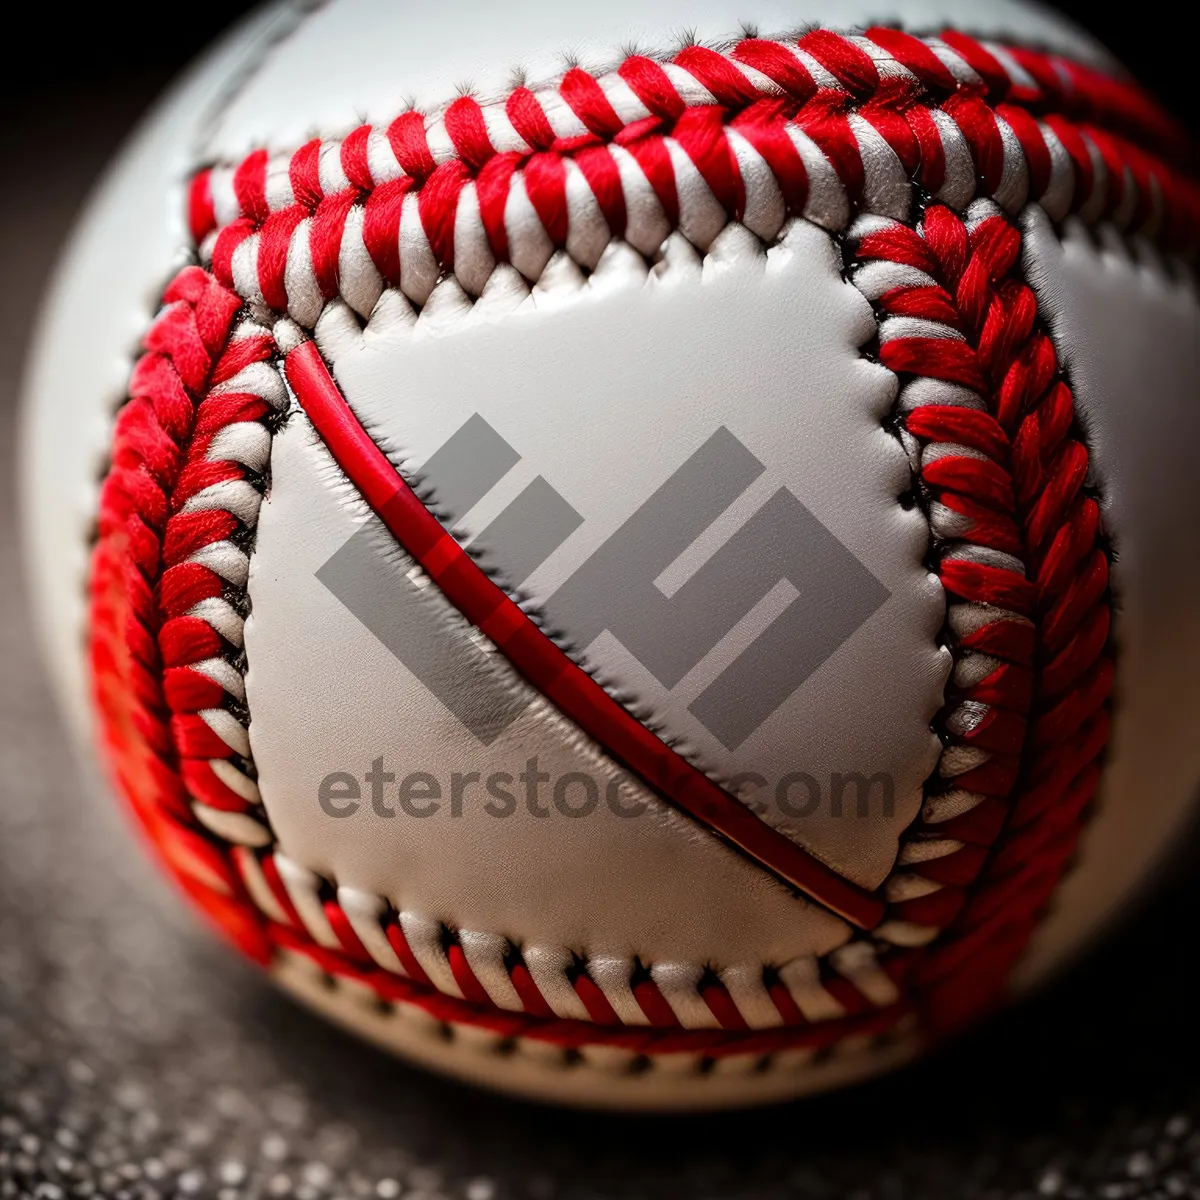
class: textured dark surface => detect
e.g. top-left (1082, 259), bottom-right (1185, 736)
top-left (4, 27), bottom-right (1200, 1200)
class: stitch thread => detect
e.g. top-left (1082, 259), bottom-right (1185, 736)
top-left (190, 27), bottom-right (1199, 303)
top-left (844, 199), bottom-right (1112, 1030)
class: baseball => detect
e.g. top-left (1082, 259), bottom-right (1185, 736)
top-left (20, 0), bottom-right (1200, 1109)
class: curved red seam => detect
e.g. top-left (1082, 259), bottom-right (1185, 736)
top-left (851, 204), bottom-right (1115, 1033)
top-left (272, 923), bottom-right (911, 1054)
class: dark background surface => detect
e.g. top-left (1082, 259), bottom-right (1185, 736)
top-left (3, 3), bottom-right (1200, 1197)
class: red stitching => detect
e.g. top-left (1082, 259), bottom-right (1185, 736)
top-left (272, 921), bottom-right (908, 1055)
top-left (91, 266), bottom-right (273, 966)
top-left (850, 201), bottom-right (1114, 1030)
top-left (188, 33), bottom-right (1199, 268)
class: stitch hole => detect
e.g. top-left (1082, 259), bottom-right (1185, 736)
top-left (858, 332), bottom-right (882, 362)
top-left (874, 1022), bottom-right (914, 1051)
top-left (807, 1043), bottom-right (835, 1069)
top-left (501, 943), bottom-right (527, 975)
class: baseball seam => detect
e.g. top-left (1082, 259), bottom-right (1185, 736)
top-left (88, 27), bottom-right (1182, 1069)
top-left (844, 198), bottom-right (1113, 1029)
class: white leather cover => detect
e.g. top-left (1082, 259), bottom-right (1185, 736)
top-left (245, 218), bottom-right (947, 965)
top-left (300, 221), bottom-right (947, 891)
top-left (18, 0), bottom-right (1197, 1109)
top-left (248, 407), bottom-right (853, 965)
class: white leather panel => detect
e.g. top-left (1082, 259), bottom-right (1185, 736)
top-left (17, 3), bottom-right (300, 741)
top-left (1014, 209), bottom-right (1200, 988)
top-left (205, 0), bottom-right (1111, 158)
top-left (245, 407), bottom-right (853, 966)
top-left (323, 220), bottom-right (949, 890)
